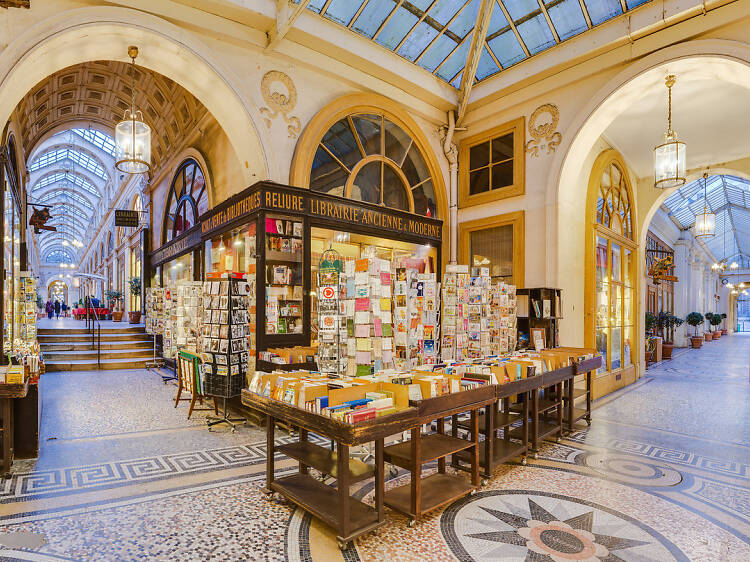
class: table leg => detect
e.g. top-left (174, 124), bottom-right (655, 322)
top-left (1, 399), bottom-right (11, 475)
top-left (375, 438), bottom-right (384, 522)
top-left (471, 408), bottom-right (480, 486)
top-left (263, 414), bottom-right (274, 494)
top-left (299, 428), bottom-right (309, 475)
top-left (531, 390), bottom-right (539, 454)
top-left (556, 382), bottom-right (563, 439)
top-left (437, 417), bottom-right (446, 474)
top-left (567, 377), bottom-right (574, 433)
top-left (338, 442), bottom-right (351, 539)
top-left (410, 426), bottom-right (422, 519)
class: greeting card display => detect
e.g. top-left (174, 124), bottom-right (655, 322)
top-left (316, 249), bottom-right (344, 376)
top-left (174, 281), bottom-right (204, 353)
top-left (201, 274), bottom-right (250, 398)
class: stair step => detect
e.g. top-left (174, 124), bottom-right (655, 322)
top-left (43, 349), bottom-right (154, 361)
top-left (37, 326), bottom-right (146, 335)
top-left (45, 358), bottom-right (151, 372)
top-left (40, 341), bottom-right (154, 351)
top-left (38, 334), bottom-right (152, 343)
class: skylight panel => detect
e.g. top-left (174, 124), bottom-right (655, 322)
top-left (376, 7), bottom-right (420, 51)
top-left (351, 0), bottom-right (393, 38)
top-left (323, 0), bottom-right (363, 26)
top-left (71, 128), bottom-right (117, 157)
top-left (448, 0), bottom-right (480, 38)
top-left (626, 0), bottom-right (650, 8)
top-left (307, 0), bottom-right (326, 14)
top-left (487, 30), bottom-right (527, 67)
top-left (436, 35), bottom-right (471, 82)
top-left (398, 21), bottom-right (440, 61)
top-left (516, 13), bottom-right (556, 54)
top-left (582, 0), bottom-right (622, 25)
top-left (546, 0), bottom-right (588, 41)
top-left (418, 33), bottom-right (458, 72)
top-left (476, 46), bottom-right (501, 79)
top-left (487, 3), bottom-right (510, 35)
top-left (502, 0), bottom-right (537, 21)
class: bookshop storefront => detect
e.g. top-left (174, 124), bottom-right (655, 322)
top-left (200, 181), bottom-right (443, 366)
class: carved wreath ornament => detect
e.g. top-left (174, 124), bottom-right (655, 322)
top-left (526, 103), bottom-right (562, 157)
top-left (259, 70), bottom-right (301, 139)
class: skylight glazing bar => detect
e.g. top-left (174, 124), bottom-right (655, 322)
top-left (577, 0), bottom-right (592, 27)
top-left (618, 0), bottom-right (627, 11)
top-left (433, 28), bottom-right (472, 75)
top-left (348, 0), bottom-right (371, 27)
top-left (395, 0), bottom-right (441, 52)
top-left (415, 0), bottom-right (473, 64)
top-left (494, 0), bottom-right (531, 57)
top-left (373, 0), bottom-right (405, 40)
top-left (535, 0), bottom-right (560, 43)
top-left (483, 39), bottom-right (504, 69)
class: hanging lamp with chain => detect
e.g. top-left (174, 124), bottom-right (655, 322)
top-left (115, 46), bottom-right (151, 174)
top-left (694, 173), bottom-right (715, 238)
top-left (654, 75), bottom-right (686, 189)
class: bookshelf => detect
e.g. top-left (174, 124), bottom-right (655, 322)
top-left (516, 287), bottom-right (562, 349)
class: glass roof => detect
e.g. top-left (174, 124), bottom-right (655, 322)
top-left (29, 147), bottom-right (109, 180)
top-left (71, 128), bottom-right (118, 157)
top-left (299, 0), bottom-right (652, 86)
top-left (29, 127), bottom-right (117, 266)
top-left (663, 174), bottom-right (750, 267)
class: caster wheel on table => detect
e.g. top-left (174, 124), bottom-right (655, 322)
top-left (556, 437), bottom-right (562, 443)
top-left (481, 478), bottom-right (489, 487)
top-left (207, 427), bottom-right (212, 432)
top-left (586, 419), bottom-right (592, 426)
top-left (533, 452), bottom-right (539, 460)
top-left (407, 519), bottom-right (417, 528)
top-left (336, 539), bottom-right (349, 550)
top-left (231, 427), bottom-right (236, 434)
top-left (521, 457), bottom-right (527, 466)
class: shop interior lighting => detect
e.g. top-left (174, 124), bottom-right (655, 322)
top-left (233, 232), bottom-right (242, 247)
top-left (115, 46), bottom-right (151, 174)
top-left (730, 261), bottom-right (739, 269)
top-left (654, 75), bottom-right (686, 189)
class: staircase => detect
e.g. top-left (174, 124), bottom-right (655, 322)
top-left (39, 325), bottom-right (154, 372)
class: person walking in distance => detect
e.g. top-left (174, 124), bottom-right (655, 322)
top-left (46, 300), bottom-right (53, 319)
top-left (54, 299), bottom-right (61, 319)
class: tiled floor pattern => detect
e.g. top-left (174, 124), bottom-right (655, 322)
top-left (0, 334), bottom-right (747, 560)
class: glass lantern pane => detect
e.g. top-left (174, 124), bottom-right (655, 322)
top-left (654, 140), bottom-right (686, 188)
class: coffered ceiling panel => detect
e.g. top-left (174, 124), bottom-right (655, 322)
top-left (13, 60), bottom-right (208, 171)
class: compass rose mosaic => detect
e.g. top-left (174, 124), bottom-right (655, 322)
top-left (441, 490), bottom-right (688, 561)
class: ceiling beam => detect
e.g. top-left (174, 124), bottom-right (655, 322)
top-left (720, 176), bottom-right (746, 257)
top-left (456, 0), bottom-right (495, 126)
top-left (265, 0), bottom-right (312, 53)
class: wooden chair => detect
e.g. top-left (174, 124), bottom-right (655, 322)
top-left (176, 351), bottom-right (218, 419)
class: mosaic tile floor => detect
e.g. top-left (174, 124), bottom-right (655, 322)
top-left (0, 334), bottom-right (748, 560)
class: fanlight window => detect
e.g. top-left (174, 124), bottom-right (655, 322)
top-left (164, 159), bottom-right (209, 243)
top-left (309, 113), bottom-right (437, 217)
top-left (595, 162), bottom-right (633, 239)
top-left (45, 249), bottom-right (75, 263)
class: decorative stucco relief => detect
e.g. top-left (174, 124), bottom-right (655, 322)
top-left (526, 103), bottom-right (562, 157)
top-left (259, 70), bottom-right (301, 139)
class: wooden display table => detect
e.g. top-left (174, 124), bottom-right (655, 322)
top-left (0, 381), bottom-right (29, 475)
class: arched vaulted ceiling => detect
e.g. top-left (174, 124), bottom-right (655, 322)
top-left (14, 60), bottom-right (211, 267)
top-left (13, 60), bottom-right (208, 171)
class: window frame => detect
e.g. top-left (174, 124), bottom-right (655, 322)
top-left (162, 158), bottom-right (208, 244)
top-left (458, 210), bottom-right (525, 287)
top-left (585, 149), bottom-right (638, 384)
top-left (458, 117), bottom-right (525, 208)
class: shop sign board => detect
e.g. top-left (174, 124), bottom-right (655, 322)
top-left (115, 209), bottom-right (140, 227)
top-left (150, 227), bottom-right (202, 266)
top-left (200, 182), bottom-right (443, 243)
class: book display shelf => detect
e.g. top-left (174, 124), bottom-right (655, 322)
top-left (243, 350), bottom-right (601, 547)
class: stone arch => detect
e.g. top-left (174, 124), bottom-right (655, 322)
top-left (0, 5), bottom-right (268, 185)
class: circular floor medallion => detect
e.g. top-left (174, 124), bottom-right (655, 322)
top-left (441, 489), bottom-right (688, 561)
top-left (584, 453), bottom-right (683, 487)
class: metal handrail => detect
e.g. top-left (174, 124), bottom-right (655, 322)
top-left (84, 295), bottom-right (102, 368)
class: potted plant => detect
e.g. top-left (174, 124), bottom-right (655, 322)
top-left (686, 312), bottom-right (704, 348)
top-left (108, 290), bottom-right (124, 322)
top-left (127, 276), bottom-right (142, 324)
top-left (660, 312), bottom-right (674, 359)
top-left (721, 313), bottom-right (728, 335)
top-left (644, 336), bottom-right (656, 367)
top-left (703, 312), bottom-right (713, 341)
top-left (645, 311), bottom-right (657, 336)
top-left (710, 313), bottom-right (722, 338)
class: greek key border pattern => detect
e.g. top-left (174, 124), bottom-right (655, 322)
top-left (566, 431), bottom-right (750, 478)
top-left (0, 435), bottom-right (327, 502)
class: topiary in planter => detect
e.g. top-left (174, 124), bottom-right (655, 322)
top-left (686, 312), bottom-right (704, 348)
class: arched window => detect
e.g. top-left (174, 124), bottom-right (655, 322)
top-left (308, 113), bottom-right (437, 217)
top-left (585, 150), bottom-right (637, 384)
top-left (163, 158), bottom-right (208, 243)
top-left (107, 232), bottom-right (113, 255)
top-left (133, 193), bottom-right (143, 214)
